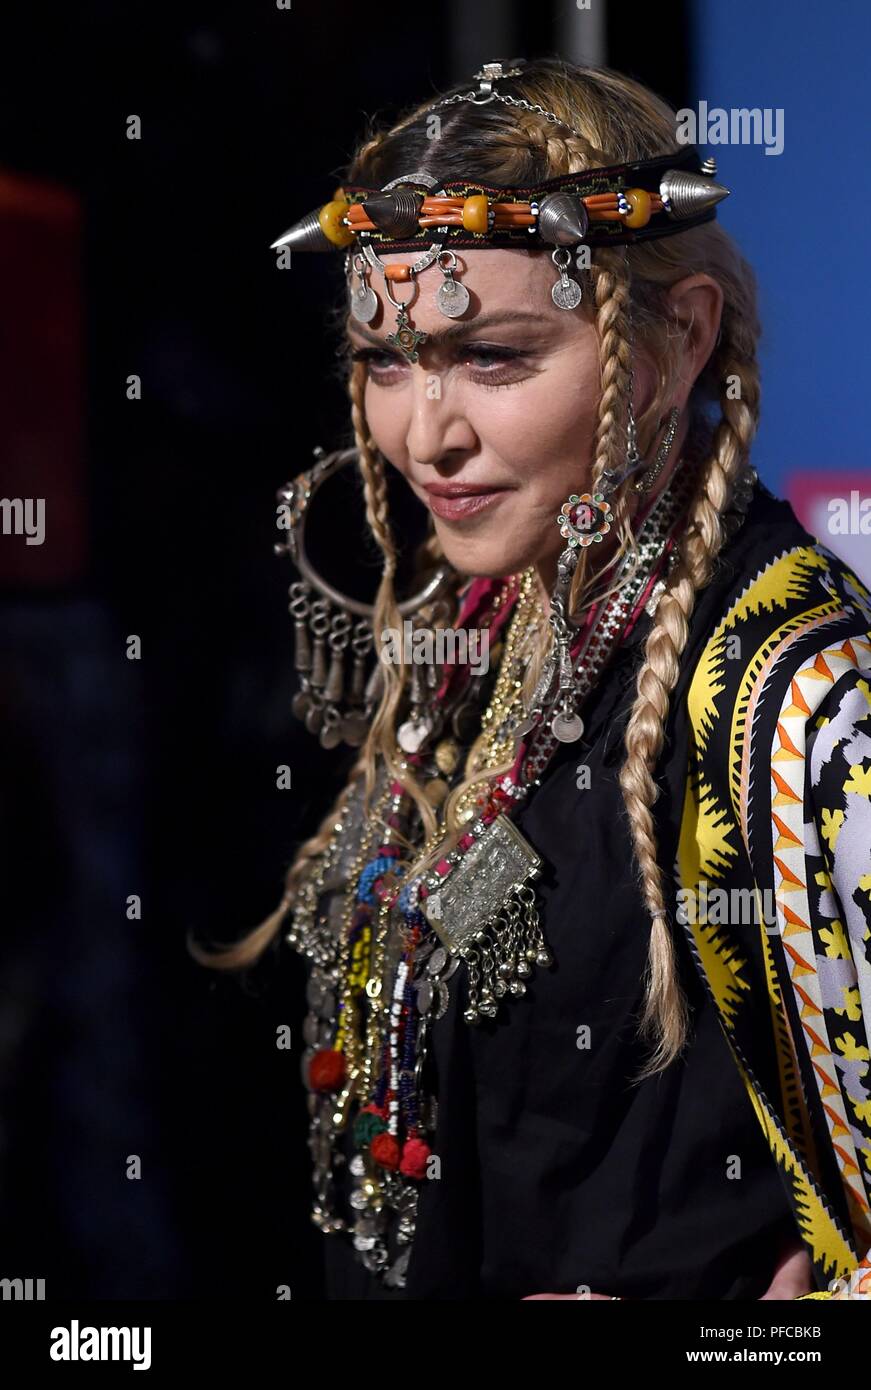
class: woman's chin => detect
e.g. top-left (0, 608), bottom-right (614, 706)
top-left (437, 537), bottom-right (538, 579)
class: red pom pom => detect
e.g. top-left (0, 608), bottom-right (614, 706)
top-left (400, 1136), bottom-right (431, 1180)
top-left (370, 1131), bottom-right (401, 1170)
top-left (308, 1048), bottom-right (346, 1093)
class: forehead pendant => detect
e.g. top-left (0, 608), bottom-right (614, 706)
top-left (354, 172), bottom-right (453, 363)
top-left (383, 279), bottom-right (429, 364)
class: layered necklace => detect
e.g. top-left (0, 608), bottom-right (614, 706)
top-left (282, 455), bottom-right (756, 1287)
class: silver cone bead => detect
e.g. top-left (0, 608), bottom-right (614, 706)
top-left (270, 208), bottom-right (335, 252)
top-left (537, 193), bottom-right (590, 246)
top-left (660, 170), bottom-right (730, 220)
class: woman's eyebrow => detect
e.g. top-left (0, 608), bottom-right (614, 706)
top-left (346, 309), bottom-right (548, 348)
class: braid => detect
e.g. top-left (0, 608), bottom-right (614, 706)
top-left (347, 359), bottom-right (421, 812)
top-left (589, 248), bottom-right (634, 491)
top-left (619, 328), bottom-right (761, 1081)
top-left (509, 112), bottom-right (608, 173)
top-left (349, 360), bottom-right (398, 580)
top-left (567, 247), bottom-right (634, 616)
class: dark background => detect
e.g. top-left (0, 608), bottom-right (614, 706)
top-left (0, 0), bottom-right (768, 1300)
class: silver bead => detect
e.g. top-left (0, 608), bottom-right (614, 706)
top-left (537, 193), bottom-right (590, 246)
top-left (660, 169), bottom-right (730, 220)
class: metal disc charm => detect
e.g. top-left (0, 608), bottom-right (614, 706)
top-left (319, 718), bottom-right (343, 750)
top-left (316, 989), bottom-right (335, 1020)
top-left (436, 277), bottom-right (470, 318)
top-left (552, 276), bottom-right (582, 310)
top-left (351, 285), bottom-right (379, 323)
top-left (300, 1048), bottom-right (315, 1087)
top-left (434, 982), bottom-right (450, 1019)
top-left (551, 710), bottom-right (585, 742)
top-left (341, 710), bottom-right (369, 746)
top-left (305, 702), bottom-right (324, 734)
top-left (435, 250), bottom-right (470, 319)
top-left (551, 247), bottom-right (583, 311)
top-left (512, 708), bottom-right (541, 738)
top-left (398, 716), bottom-right (432, 753)
top-left (427, 946), bottom-right (448, 977)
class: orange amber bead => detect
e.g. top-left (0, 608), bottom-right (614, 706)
top-left (318, 199), bottom-right (355, 248)
top-left (621, 188), bottom-right (652, 229)
top-left (462, 195), bottom-right (490, 233)
top-left (384, 263), bottom-right (412, 282)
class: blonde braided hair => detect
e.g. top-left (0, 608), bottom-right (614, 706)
top-left (620, 309), bottom-right (760, 1076)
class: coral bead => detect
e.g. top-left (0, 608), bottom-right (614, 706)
top-left (384, 263), bottom-right (412, 281)
top-left (318, 199), bottom-right (355, 248)
top-left (400, 1136), bottom-right (432, 1180)
top-left (308, 1048), bottom-right (347, 1092)
top-left (621, 188), bottom-right (652, 228)
top-left (370, 1131), bottom-right (401, 1170)
top-left (462, 195), bottom-right (490, 233)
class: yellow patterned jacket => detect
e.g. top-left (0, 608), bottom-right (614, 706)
top-left (674, 483), bottom-right (871, 1299)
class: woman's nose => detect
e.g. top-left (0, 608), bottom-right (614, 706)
top-left (404, 367), bottom-right (477, 468)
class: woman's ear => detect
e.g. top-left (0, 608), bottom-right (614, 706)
top-left (665, 274), bottom-right (725, 408)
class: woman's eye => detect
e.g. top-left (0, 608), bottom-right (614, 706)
top-left (349, 342), bottom-right (533, 388)
top-left (351, 347), bottom-right (404, 375)
top-left (464, 347), bottom-right (514, 367)
top-left (462, 346), bottom-right (530, 386)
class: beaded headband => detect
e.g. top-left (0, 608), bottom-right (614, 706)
top-left (269, 58), bottom-right (730, 359)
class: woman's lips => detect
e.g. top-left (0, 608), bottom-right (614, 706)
top-left (422, 487), bottom-right (512, 521)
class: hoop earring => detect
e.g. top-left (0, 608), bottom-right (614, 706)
top-left (275, 445), bottom-right (455, 749)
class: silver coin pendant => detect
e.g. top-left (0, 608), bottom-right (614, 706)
top-left (552, 277), bottom-right (583, 311)
top-left (351, 286), bottom-right (379, 323)
top-left (551, 711), bottom-right (585, 742)
top-left (437, 279), bottom-right (470, 318)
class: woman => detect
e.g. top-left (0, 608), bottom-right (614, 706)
top-left (192, 58), bottom-right (871, 1301)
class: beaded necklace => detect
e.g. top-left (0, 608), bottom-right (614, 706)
top-left (286, 464), bottom-right (757, 1284)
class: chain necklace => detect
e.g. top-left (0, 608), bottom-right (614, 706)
top-left (285, 462), bottom-right (758, 1285)
top-left (454, 566), bottom-right (543, 822)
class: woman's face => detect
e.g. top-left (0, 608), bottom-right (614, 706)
top-left (346, 248), bottom-right (690, 583)
top-left (348, 248), bottom-right (619, 582)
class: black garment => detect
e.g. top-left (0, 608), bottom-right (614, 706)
top-left (320, 486), bottom-right (805, 1300)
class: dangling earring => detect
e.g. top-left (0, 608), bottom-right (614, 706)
top-left (548, 552), bottom-right (586, 742)
top-left (598, 363), bottom-right (645, 498)
top-left (542, 362), bottom-right (634, 746)
top-left (632, 406), bottom-right (680, 493)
